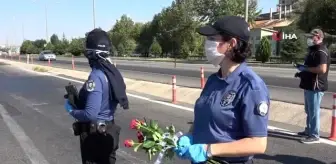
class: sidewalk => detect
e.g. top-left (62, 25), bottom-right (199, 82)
top-left (0, 58), bottom-right (333, 134)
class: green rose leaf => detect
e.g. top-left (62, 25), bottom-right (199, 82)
top-left (154, 131), bottom-right (162, 139)
top-left (143, 140), bottom-right (156, 149)
top-left (152, 133), bottom-right (159, 141)
top-left (139, 126), bottom-right (153, 134)
top-left (150, 120), bottom-right (159, 130)
top-left (163, 138), bottom-right (175, 146)
top-left (157, 127), bottom-right (164, 134)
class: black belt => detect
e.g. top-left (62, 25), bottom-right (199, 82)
top-left (81, 120), bottom-right (114, 132)
top-left (81, 120), bottom-right (114, 125)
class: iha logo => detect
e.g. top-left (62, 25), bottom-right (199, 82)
top-left (272, 31), bottom-right (298, 41)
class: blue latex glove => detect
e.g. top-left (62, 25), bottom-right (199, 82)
top-left (296, 64), bottom-right (307, 72)
top-left (184, 144), bottom-right (207, 163)
top-left (174, 134), bottom-right (193, 158)
top-left (64, 99), bottom-right (73, 113)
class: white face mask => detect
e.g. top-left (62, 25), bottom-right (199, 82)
top-left (204, 40), bottom-right (225, 66)
top-left (307, 38), bottom-right (314, 47)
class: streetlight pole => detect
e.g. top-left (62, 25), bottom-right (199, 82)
top-left (45, 3), bottom-right (49, 42)
top-left (244, 0), bottom-right (249, 22)
top-left (12, 16), bottom-right (16, 48)
top-left (22, 23), bottom-right (25, 41)
top-left (92, 0), bottom-right (96, 28)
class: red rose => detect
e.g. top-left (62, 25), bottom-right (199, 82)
top-left (130, 119), bottom-right (142, 129)
top-left (124, 139), bottom-right (134, 147)
top-left (137, 131), bottom-right (144, 143)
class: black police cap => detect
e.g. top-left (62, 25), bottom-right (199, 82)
top-left (85, 28), bottom-right (112, 52)
top-left (198, 16), bottom-right (250, 42)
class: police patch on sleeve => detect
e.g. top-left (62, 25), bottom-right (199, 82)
top-left (86, 80), bottom-right (96, 92)
top-left (257, 102), bottom-right (268, 116)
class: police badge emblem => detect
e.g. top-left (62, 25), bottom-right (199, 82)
top-left (86, 80), bottom-right (95, 92)
top-left (257, 102), bottom-right (268, 116)
top-left (220, 90), bottom-right (237, 107)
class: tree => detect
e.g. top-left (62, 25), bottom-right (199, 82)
top-left (33, 39), bottom-right (47, 50)
top-left (137, 22), bottom-right (155, 56)
top-left (193, 0), bottom-right (260, 25)
top-left (132, 22), bottom-right (144, 42)
top-left (280, 25), bottom-right (307, 62)
top-left (26, 43), bottom-right (39, 54)
top-left (20, 40), bottom-right (34, 54)
top-left (53, 33), bottom-right (70, 55)
top-left (19, 0), bottom-right (267, 59)
top-left (68, 38), bottom-right (84, 56)
top-left (50, 34), bottom-right (60, 45)
top-left (297, 0), bottom-right (336, 35)
top-left (117, 39), bottom-right (137, 56)
top-left (109, 14), bottom-right (136, 56)
top-left (150, 38), bottom-right (162, 57)
top-left (44, 42), bottom-right (54, 51)
top-left (256, 37), bottom-right (271, 63)
top-left (154, 0), bottom-right (202, 58)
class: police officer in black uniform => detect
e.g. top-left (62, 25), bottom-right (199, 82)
top-left (64, 28), bottom-right (129, 164)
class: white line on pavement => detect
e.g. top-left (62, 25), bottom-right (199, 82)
top-left (10, 94), bottom-right (43, 113)
top-left (16, 64), bottom-right (336, 146)
top-left (0, 104), bottom-right (50, 164)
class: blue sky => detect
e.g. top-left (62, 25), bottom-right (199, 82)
top-left (0, 0), bottom-right (277, 46)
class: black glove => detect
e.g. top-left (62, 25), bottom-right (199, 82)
top-left (294, 72), bottom-right (302, 78)
top-left (64, 82), bottom-right (79, 108)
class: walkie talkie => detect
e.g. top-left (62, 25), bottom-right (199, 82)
top-left (64, 82), bottom-right (79, 109)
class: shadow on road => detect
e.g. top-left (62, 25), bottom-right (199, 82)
top-left (268, 131), bottom-right (301, 142)
top-left (256, 131), bottom-right (329, 164)
top-left (268, 130), bottom-right (331, 143)
top-left (255, 154), bottom-right (326, 164)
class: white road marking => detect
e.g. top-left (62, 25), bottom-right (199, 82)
top-left (10, 63), bottom-right (336, 146)
top-left (0, 104), bottom-right (50, 164)
top-left (10, 94), bottom-right (43, 113)
top-left (31, 103), bottom-right (48, 106)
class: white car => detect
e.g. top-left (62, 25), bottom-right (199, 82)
top-left (38, 50), bottom-right (56, 61)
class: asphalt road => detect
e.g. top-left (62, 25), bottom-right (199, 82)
top-left (1, 59), bottom-right (336, 164)
top-left (10, 55), bottom-right (336, 109)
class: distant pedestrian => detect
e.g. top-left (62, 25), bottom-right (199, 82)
top-left (296, 28), bottom-right (330, 144)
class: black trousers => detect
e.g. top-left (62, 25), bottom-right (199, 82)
top-left (79, 122), bottom-right (121, 164)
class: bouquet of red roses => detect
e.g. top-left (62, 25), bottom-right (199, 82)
top-left (124, 118), bottom-right (219, 164)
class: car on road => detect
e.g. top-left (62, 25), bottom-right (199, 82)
top-left (38, 50), bottom-right (56, 61)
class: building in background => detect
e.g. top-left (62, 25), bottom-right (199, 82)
top-left (249, 0), bottom-right (299, 57)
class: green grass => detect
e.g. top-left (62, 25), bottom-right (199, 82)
top-left (32, 66), bottom-right (49, 72)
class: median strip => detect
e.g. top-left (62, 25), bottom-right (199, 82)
top-left (0, 58), bottom-right (333, 134)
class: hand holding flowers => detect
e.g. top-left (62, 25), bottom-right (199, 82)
top-left (124, 118), bottom-right (219, 164)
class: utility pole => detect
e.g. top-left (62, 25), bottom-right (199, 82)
top-left (45, 3), bottom-right (49, 42)
top-left (6, 36), bottom-right (8, 47)
top-left (12, 16), bottom-right (16, 48)
top-left (92, 0), bottom-right (96, 28)
top-left (244, 0), bottom-right (249, 22)
top-left (22, 23), bottom-right (25, 41)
